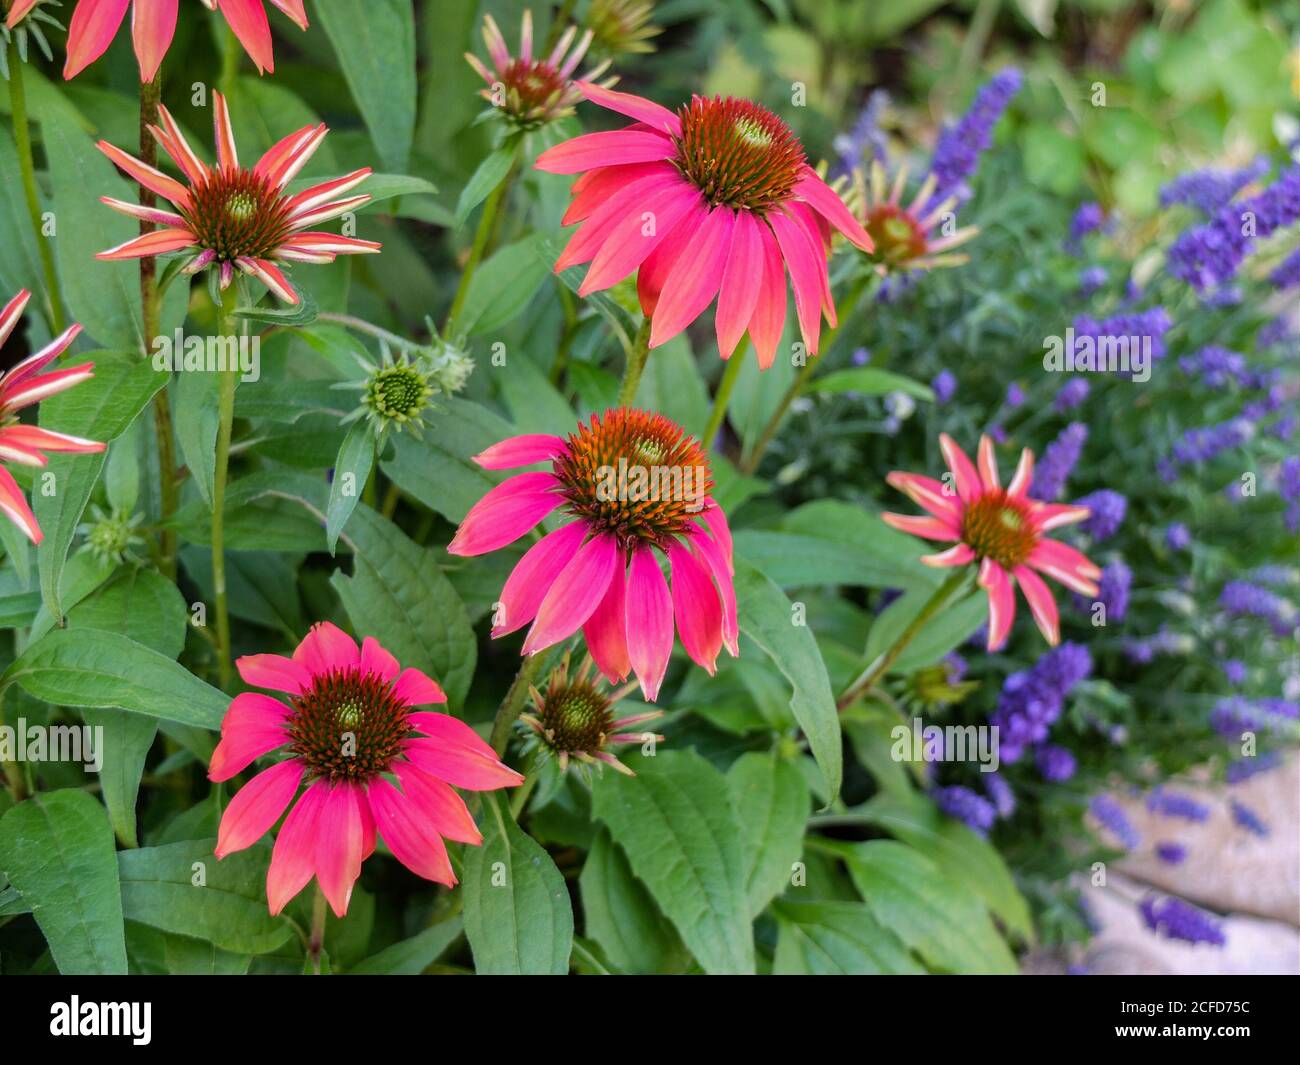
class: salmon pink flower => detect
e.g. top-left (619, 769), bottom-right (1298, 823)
top-left (95, 91), bottom-right (379, 304)
top-left (208, 622), bottom-right (524, 917)
top-left (0, 290), bottom-right (105, 545)
top-left (464, 9), bottom-right (613, 130)
top-left (447, 407), bottom-right (738, 702)
top-left (7, 0), bottom-right (310, 81)
top-left (534, 84), bottom-right (874, 366)
top-left (851, 160), bottom-right (978, 274)
top-left (882, 433), bottom-right (1101, 652)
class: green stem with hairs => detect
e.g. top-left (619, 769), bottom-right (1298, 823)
top-left (836, 568), bottom-right (974, 712)
top-left (616, 317), bottom-right (653, 407)
top-left (7, 44), bottom-right (64, 333)
top-left (444, 149), bottom-right (520, 337)
top-left (700, 341), bottom-right (747, 449)
top-left (211, 283), bottom-right (240, 690)
top-left (306, 884), bottom-right (328, 974)
top-left (489, 653), bottom-right (548, 757)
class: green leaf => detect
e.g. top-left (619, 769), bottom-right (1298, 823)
top-left (864, 585), bottom-right (986, 673)
top-left (0, 790), bottom-right (127, 974)
top-left (82, 708), bottom-right (155, 848)
top-left (316, 0), bottom-right (416, 171)
top-left (34, 351), bottom-right (166, 621)
top-left (461, 232), bottom-right (552, 336)
top-left (813, 367), bottom-right (935, 402)
top-left (733, 560), bottom-right (842, 800)
top-left (350, 917), bottom-right (463, 974)
top-left (772, 900), bottom-right (924, 974)
top-left (579, 829), bottom-right (687, 974)
top-left (857, 791), bottom-right (1033, 942)
top-left (171, 371), bottom-right (221, 507)
top-left (3, 629), bottom-right (227, 730)
top-left (727, 751), bottom-right (809, 917)
top-left (461, 793), bottom-right (573, 975)
top-left (325, 421), bottom-right (375, 554)
top-left (454, 143), bottom-right (516, 227)
top-left (232, 287), bottom-right (318, 327)
top-left (330, 506), bottom-right (476, 710)
top-left (118, 838), bottom-right (292, 955)
top-left (842, 840), bottom-right (1018, 974)
top-left (591, 750), bottom-right (755, 974)
top-left (68, 567), bottom-right (189, 659)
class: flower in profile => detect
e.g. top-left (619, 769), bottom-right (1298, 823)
top-left (0, 290), bottom-right (105, 544)
top-left (519, 651), bottom-right (662, 775)
top-left (847, 161), bottom-right (977, 275)
top-left (465, 10), bottom-right (613, 130)
top-left (95, 91), bottom-right (379, 305)
top-left (209, 622), bottom-right (523, 917)
top-left (8, 0), bottom-right (309, 81)
top-left (447, 407), bottom-right (737, 701)
top-left (535, 83), bottom-right (873, 366)
top-left (883, 433), bottom-right (1101, 651)
top-left (78, 504), bottom-right (145, 565)
top-left (583, 0), bottom-right (660, 58)
top-left (0, 0), bottom-right (61, 79)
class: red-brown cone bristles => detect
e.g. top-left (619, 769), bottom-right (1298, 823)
top-left (286, 667), bottom-right (412, 783)
top-left (960, 491), bottom-right (1039, 570)
top-left (185, 167), bottom-right (296, 262)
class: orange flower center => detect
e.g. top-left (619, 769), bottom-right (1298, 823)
top-left (286, 668), bottom-right (411, 783)
top-left (961, 491), bottom-right (1039, 570)
top-left (553, 407), bottom-right (713, 550)
top-left (674, 96), bottom-right (805, 213)
top-left (863, 204), bottom-right (928, 264)
top-left (184, 166), bottom-right (294, 262)
top-left (498, 57), bottom-right (571, 124)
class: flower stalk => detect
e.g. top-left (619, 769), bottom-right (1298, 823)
top-left (211, 282), bottom-right (240, 690)
top-left (616, 317), bottom-right (653, 406)
top-left (445, 145), bottom-right (520, 336)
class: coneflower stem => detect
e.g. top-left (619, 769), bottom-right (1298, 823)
top-left (836, 568), bottom-right (974, 712)
top-left (7, 44), bottom-right (64, 333)
top-left (740, 272), bottom-right (875, 474)
top-left (701, 341), bottom-right (746, 449)
top-left (307, 884), bottom-right (328, 974)
top-left (444, 149), bottom-right (520, 337)
top-left (616, 317), bottom-right (653, 407)
top-left (211, 283), bottom-right (240, 690)
top-left (509, 750), bottom-right (540, 820)
top-left (138, 73), bottom-right (180, 579)
top-left (489, 653), bottom-right (548, 756)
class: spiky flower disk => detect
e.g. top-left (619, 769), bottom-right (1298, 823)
top-left (847, 161), bottom-right (977, 274)
top-left (79, 504), bottom-right (145, 565)
top-left (675, 97), bottom-right (806, 213)
top-left (960, 491), bottom-right (1038, 570)
top-left (363, 361), bottom-right (435, 428)
top-left (584, 0), bottom-right (661, 57)
top-left (554, 407), bottom-right (713, 551)
top-left (286, 667), bottom-right (413, 783)
top-left (520, 653), bottom-right (662, 775)
top-left (465, 10), bottom-right (614, 130)
top-left (96, 91), bottom-right (379, 304)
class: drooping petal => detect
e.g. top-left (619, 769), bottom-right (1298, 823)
top-left (575, 81), bottom-right (683, 137)
top-left (1006, 448), bottom-right (1034, 498)
top-left (939, 433), bottom-right (981, 504)
top-left (131, 0), bottom-right (179, 82)
top-left (561, 161), bottom-right (675, 226)
top-left (886, 472), bottom-right (963, 524)
top-left (787, 201), bottom-right (835, 325)
top-left (491, 521), bottom-right (590, 637)
top-left (0, 290), bottom-right (30, 348)
top-left (648, 206), bottom-right (735, 348)
top-left (1026, 538), bottom-right (1102, 596)
top-left (446, 472), bottom-right (562, 556)
top-left (0, 365), bottom-right (99, 413)
top-left (747, 223), bottom-right (788, 370)
top-left (236, 257), bottom-right (298, 304)
top-left (0, 466), bottom-right (41, 543)
top-left (473, 434), bottom-right (567, 470)
top-left (578, 183), bottom-right (702, 295)
top-left (359, 636), bottom-right (400, 683)
top-left (217, 0), bottom-right (275, 74)
top-left (555, 167), bottom-right (683, 273)
top-left (96, 228), bottom-right (197, 261)
top-left (96, 140), bottom-right (191, 208)
top-left (793, 166), bottom-right (874, 251)
top-left (920, 543), bottom-right (976, 567)
top-left (1013, 565), bottom-right (1060, 646)
top-left (880, 512), bottom-right (961, 541)
top-left (208, 698), bottom-right (291, 781)
top-left (522, 533), bottom-right (620, 654)
top-left (767, 207), bottom-right (826, 355)
top-left (4, 2), bottom-right (42, 29)
top-left (668, 539), bottom-right (723, 674)
top-left (292, 620), bottom-right (360, 675)
top-left (215, 759), bottom-right (304, 858)
top-left (584, 555), bottom-right (631, 684)
top-left (700, 500), bottom-right (733, 567)
top-left (625, 546), bottom-right (673, 701)
top-left (236, 652), bottom-right (311, 694)
top-left (688, 526), bottom-right (738, 657)
top-left (715, 213), bottom-right (765, 360)
top-left (266, 779), bottom-right (328, 915)
top-left (403, 737), bottom-right (525, 791)
top-left (392, 762), bottom-right (482, 845)
top-left (64, 0), bottom-right (131, 79)
top-left (535, 129), bottom-right (676, 174)
top-left (366, 777), bottom-right (456, 885)
top-left (99, 196), bottom-right (187, 227)
top-left (390, 668), bottom-right (446, 707)
top-left (634, 203), bottom-right (698, 318)
top-left (268, 0), bottom-right (309, 30)
top-left (407, 711), bottom-right (494, 760)
top-left (314, 782), bottom-right (365, 917)
top-left (1030, 502), bottom-right (1091, 532)
top-left (978, 558), bottom-right (1016, 651)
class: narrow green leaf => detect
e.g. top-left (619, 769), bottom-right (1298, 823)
top-left (171, 370), bottom-right (221, 508)
top-left (350, 917), bottom-right (464, 974)
top-left (326, 421), bottom-right (375, 554)
top-left (0, 790), bottom-right (127, 974)
top-left (454, 144), bottom-right (515, 227)
top-left (813, 367), bottom-right (935, 401)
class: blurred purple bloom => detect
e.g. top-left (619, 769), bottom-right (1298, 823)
top-left (1159, 157), bottom-right (1268, 215)
top-left (1078, 265), bottom-right (1108, 294)
top-left (1165, 522), bottom-right (1191, 551)
top-left (1035, 744), bottom-right (1077, 782)
top-left (1221, 659), bottom-right (1247, 687)
top-left (1155, 842), bottom-right (1187, 865)
top-left (931, 368), bottom-right (957, 404)
top-left (1053, 378), bottom-right (1090, 412)
top-left (984, 772), bottom-right (1015, 818)
top-left (1140, 896), bottom-right (1225, 946)
top-left (1146, 788), bottom-right (1210, 822)
top-left (1090, 795), bottom-right (1139, 850)
top-left (1230, 799), bottom-right (1268, 838)
top-left (1270, 247), bottom-right (1300, 290)
top-left (1031, 422), bottom-right (1088, 500)
top-left (1226, 751), bottom-right (1282, 784)
top-left (989, 642), bottom-right (1091, 763)
top-left (1005, 381), bottom-right (1025, 408)
top-left (932, 785), bottom-right (996, 836)
top-left (928, 68), bottom-right (1023, 205)
top-left (1075, 490), bottom-right (1126, 541)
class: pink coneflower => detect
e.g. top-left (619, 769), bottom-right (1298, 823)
top-left (534, 84), bottom-right (874, 367)
top-left (95, 91), bottom-right (379, 305)
top-left (0, 290), bottom-right (104, 544)
top-left (464, 9), bottom-right (613, 130)
top-left (850, 161), bottom-right (978, 274)
top-left (4, 0), bottom-right (309, 81)
top-left (209, 622), bottom-right (524, 917)
top-left (882, 433), bottom-right (1101, 651)
top-left (447, 408), bottom-right (737, 702)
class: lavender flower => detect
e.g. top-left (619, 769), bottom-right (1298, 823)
top-left (989, 642), bottom-right (1092, 762)
top-left (1225, 751), bottom-right (1282, 784)
top-left (1146, 788), bottom-right (1211, 822)
top-left (931, 369), bottom-right (957, 405)
top-left (1072, 308), bottom-right (1172, 365)
top-left (1035, 744), bottom-right (1077, 782)
top-left (1230, 799), bottom-right (1268, 838)
top-left (1210, 697), bottom-right (1299, 739)
top-left (1178, 345), bottom-right (1248, 388)
top-left (1078, 265), bottom-right (1108, 295)
top-left (1140, 896), bottom-right (1225, 947)
top-left (1221, 659), bottom-right (1247, 687)
top-left (984, 772), bottom-right (1015, 819)
top-left (1155, 842), bottom-right (1187, 864)
top-left (1031, 422), bottom-right (1088, 500)
top-left (1220, 580), bottom-right (1295, 636)
top-left (1169, 417), bottom-right (1253, 469)
top-left (932, 785), bottom-right (996, 836)
top-left (833, 89), bottom-right (890, 177)
top-left (1005, 382), bottom-right (1025, 408)
top-left (1090, 795), bottom-right (1139, 850)
top-left (928, 68), bottom-right (1023, 205)
top-left (1124, 627), bottom-right (1194, 663)
top-left (851, 346), bottom-right (872, 366)
top-left (1075, 490), bottom-right (1126, 541)
top-left (1067, 201), bottom-right (1106, 248)
top-left (1053, 378), bottom-right (1090, 412)
top-left (1270, 246), bottom-right (1300, 290)
top-left (1076, 557), bottom-right (1131, 622)
top-left (1159, 157), bottom-right (1268, 215)
top-left (1165, 522), bottom-right (1191, 551)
